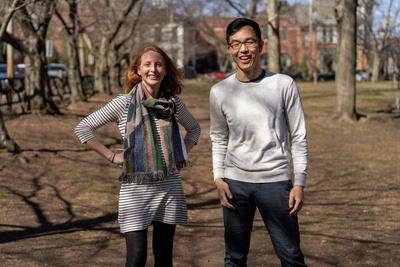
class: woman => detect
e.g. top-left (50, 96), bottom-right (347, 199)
top-left (75, 45), bottom-right (201, 267)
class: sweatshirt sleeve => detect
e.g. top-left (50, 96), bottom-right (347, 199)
top-left (284, 81), bottom-right (308, 187)
top-left (175, 96), bottom-right (201, 144)
top-left (209, 88), bottom-right (229, 181)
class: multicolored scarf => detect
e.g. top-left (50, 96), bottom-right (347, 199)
top-left (119, 83), bottom-right (189, 184)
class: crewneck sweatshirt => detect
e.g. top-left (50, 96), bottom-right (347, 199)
top-left (209, 70), bottom-right (308, 187)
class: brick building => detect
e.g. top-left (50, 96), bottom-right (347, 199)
top-left (196, 1), bottom-right (368, 76)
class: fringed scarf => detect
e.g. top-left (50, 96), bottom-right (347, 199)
top-left (119, 83), bottom-right (189, 184)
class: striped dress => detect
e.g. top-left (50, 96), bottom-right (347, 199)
top-left (75, 94), bottom-right (201, 233)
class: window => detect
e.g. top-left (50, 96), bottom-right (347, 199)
top-left (280, 54), bottom-right (291, 70)
top-left (281, 26), bottom-right (288, 42)
top-left (303, 33), bottom-right (309, 47)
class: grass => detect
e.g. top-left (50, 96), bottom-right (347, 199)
top-left (185, 79), bottom-right (399, 118)
top-left (297, 81), bottom-right (399, 118)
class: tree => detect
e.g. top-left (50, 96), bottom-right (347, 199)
top-left (333, 0), bottom-right (358, 121)
top-left (0, 0), bottom-right (21, 152)
top-left (1, 0), bottom-right (60, 114)
top-left (225, 0), bottom-right (260, 19)
top-left (360, 0), bottom-right (400, 82)
top-left (266, 0), bottom-right (281, 73)
top-left (175, 0), bottom-right (261, 72)
top-left (55, 0), bottom-right (87, 103)
top-left (107, 0), bottom-right (144, 93)
top-left (0, 111), bottom-right (20, 152)
top-left (82, 0), bottom-right (142, 94)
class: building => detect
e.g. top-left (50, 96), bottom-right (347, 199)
top-left (197, 1), bottom-right (368, 77)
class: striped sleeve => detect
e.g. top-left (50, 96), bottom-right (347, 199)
top-left (174, 96), bottom-right (201, 144)
top-left (74, 94), bottom-right (129, 143)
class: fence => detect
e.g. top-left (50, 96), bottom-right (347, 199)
top-left (0, 76), bottom-right (94, 113)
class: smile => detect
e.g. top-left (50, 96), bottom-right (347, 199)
top-left (239, 55), bottom-right (251, 63)
top-left (148, 74), bottom-right (160, 79)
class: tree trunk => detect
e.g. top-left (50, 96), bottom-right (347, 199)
top-left (67, 36), bottom-right (86, 102)
top-left (0, 110), bottom-right (20, 152)
top-left (107, 48), bottom-right (123, 94)
top-left (333, 0), bottom-right (358, 121)
top-left (266, 0), bottom-right (281, 73)
top-left (23, 40), bottom-right (59, 114)
top-left (58, 0), bottom-right (87, 103)
top-left (93, 38), bottom-right (111, 94)
top-left (218, 53), bottom-right (231, 72)
top-left (371, 49), bottom-right (381, 83)
top-left (2, 0), bottom-right (59, 114)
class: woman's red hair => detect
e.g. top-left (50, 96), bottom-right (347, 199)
top-left (124, 45), bottom-right (183, 95)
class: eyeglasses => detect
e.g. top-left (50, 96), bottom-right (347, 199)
top-left (228, 39), bottom-right (259, 50)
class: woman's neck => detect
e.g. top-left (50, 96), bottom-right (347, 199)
top-left (142, 83), bottom-right (160, 98)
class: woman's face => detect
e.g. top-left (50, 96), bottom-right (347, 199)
top-left (137, 50), bottom-right (166, 92)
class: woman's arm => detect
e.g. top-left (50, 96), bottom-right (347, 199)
top-left (175, 97), bottom-right (201, 149)
top-left (75, 95), bottom-right (127, 164)
top-left (85, 137), bottom-right (115, 162)
top-left (184, 139), bottom-right (196, 153)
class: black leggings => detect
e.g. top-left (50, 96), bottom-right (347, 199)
top-left (125, 221), bottom-right (176, 267)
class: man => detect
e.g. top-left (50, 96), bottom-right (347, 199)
top-left (209, 18), bottom-right (308, 267)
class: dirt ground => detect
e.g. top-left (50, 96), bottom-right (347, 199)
top-left (0, 80), bottom-right (399, 267)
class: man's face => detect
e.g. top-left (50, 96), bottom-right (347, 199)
top-left (227, 26), bottom-right (263, 75)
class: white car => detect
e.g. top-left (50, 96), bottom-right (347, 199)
top-left (355, 71), bottom-right (367, 82)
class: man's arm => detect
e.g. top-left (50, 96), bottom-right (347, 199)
top-left (210, 89), bottom-right (234, 209)
top-left (284, 80), bottom-right (308, 215)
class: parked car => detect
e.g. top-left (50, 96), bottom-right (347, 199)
top-left (383, 72), bottom-right (400, 81)
top-left (184, 66), bottom-right (197, 79)
top-left (82, 67), bottom-right (92, 77)
top-left (282, 70), bottom-right (303, 81)
top-left (48, 63), bottom-right (68, 78)
top-left (355, 70), bottom-right (367, 82)
top-left (15, 64), bottom-right (26, 77)
top-left (204, 71), bottom-right (228, 80)
top-left (0, 63), bottom-right (25, 88)
top-left (0, 64), bottom-right (25, 79)
top-left (317, 71), bottom-right (335, 81)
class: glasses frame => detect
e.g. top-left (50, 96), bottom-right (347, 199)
top-left (228, 38), bottom-right (260, 50)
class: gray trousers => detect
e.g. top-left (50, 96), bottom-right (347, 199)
top-left (223, 179), bottom-right (307, 267)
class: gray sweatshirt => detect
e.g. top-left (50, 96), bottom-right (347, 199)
top-left (209, 70), bottom-right (308, 187)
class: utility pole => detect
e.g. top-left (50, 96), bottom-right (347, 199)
top-left (6, 14), bottom-right (14, 79)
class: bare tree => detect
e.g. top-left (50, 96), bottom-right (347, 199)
top-left (107, 0), bottom-right (145, 93)
top-left (0, 0), bottom-right (20, 38)
top-left (176, 0), bottom-right (260, 72)
top-left (225, 0), bottom-right (260, 19)
top-left (1, 0), bottom-right (59, 114)
top-left (360, 0), bottom-right (400, 82)
top-left (266, 0), bottom-right (281, 73)
top-left (55, 0), bottom-right (86, 103)
top-left (0, 0), bottom-right (22, 152)
top-left (333, 0), bottom-right (358, 121)
top-left (82, 0), bottom-right (142, 94)
top-left (0, 112), bottom-right (20, 152)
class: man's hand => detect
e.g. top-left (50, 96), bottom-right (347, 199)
top-left (289, 185), bottom-right (305, 216)
top-left (215, 178), bottom-right (234, 209)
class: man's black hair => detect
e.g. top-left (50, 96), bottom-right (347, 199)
top-left (226, 18), bottom-right (262, 44)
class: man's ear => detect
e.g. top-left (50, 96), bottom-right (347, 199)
top-left (259, 40), bottom-right (264, 52)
